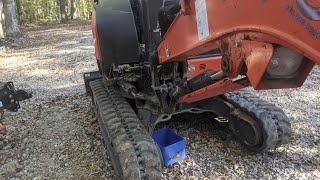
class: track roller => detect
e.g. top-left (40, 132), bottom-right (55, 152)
top-left (90, 79), bottom-right (162, 180)
top-left (223, 91), bottom-right (292, 152)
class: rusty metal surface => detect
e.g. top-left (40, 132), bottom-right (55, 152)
top-left (179, 79), bottom-right (247, 103)
top-left (158, 0), bottom-right (320, 64)
top-left (187, 56), bottom-right (222, 79)
top-left (92, 11), bottom-right (102, 62)
top-left (241, 41), bottom-right (274, 89)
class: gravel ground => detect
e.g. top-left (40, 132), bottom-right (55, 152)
top-left (0, 22), bottom-right (319, 180)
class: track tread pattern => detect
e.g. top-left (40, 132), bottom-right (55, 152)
top-left (224, 91), bottom-right (292, 152)
top-left (90, 79), bottom-right (162, 180)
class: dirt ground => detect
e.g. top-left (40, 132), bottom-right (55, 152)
top-left (0, 22), bottom-right (319, 180)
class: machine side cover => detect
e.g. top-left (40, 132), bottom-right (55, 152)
top-left (94, 0), bottom-right (140, 64)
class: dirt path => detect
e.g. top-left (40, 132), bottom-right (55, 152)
top-left (0, 22), bottom-right (319, 179)
top-left (0, 22), bottom-right (114, 179)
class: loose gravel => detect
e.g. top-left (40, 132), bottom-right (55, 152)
top-left (0, 22), bottom-right (319, 180)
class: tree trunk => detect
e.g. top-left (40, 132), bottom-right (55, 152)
top-left (70, 0), bottom-right (76, 20)
top-left (14, 0), bottom-right (22, 24)
top-left (87, 0), bottom-right (91, 19)
top-left (59, 0), bottom-right (68, 22)
top-left (3, 0), bottom-right (21, 37)
top-left (0, 0), bottom-right (4, 38)
top-left (56, 0), bottom-right (61, 21)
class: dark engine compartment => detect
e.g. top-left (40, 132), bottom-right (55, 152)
top-left (94, 0), bottom-right (180, 68)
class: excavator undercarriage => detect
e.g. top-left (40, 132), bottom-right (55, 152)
top-left (87, 0), bottom-right (319, 179)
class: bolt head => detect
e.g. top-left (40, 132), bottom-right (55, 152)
top-left (166, 48), bottom-right (171, 57)
top-left (235, 41), bottom-right (242, 47)
top-left (270, 58), bottom-right (280, 68)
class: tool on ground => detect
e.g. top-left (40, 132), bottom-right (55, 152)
top-left (0, 82), bottom-right (32, 134)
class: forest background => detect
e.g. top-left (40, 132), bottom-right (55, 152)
top-left (0, 0), bottom-right (94, 38)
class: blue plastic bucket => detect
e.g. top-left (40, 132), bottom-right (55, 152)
top-left (152, 128), bottom-right (186, 166)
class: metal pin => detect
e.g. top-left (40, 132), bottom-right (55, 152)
top-left (166, 48), bottom-right (171, 57)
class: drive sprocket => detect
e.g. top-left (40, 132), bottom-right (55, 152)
top-left (223, 91), bottom-right (292, 152)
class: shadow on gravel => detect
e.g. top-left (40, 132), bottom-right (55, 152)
top-left (22, 20), bottom-right (92, 33)
top-left (157, 113), bottom-right (319, 179)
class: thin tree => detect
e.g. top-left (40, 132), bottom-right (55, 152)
top-left (70, 0), bottom-right (76, 20)
top-left (59, 0), bottom-right (68, 22)
top-left (56, 0), bottom-right (61, 21)
top-left (3, 0), bottom-right (21, 37)
top-left (14, 0), bottom-right (22, 24)
top-left (0, 0), bottom-right (4, 38)
top-left (87, 0), bottom-right (92, 19)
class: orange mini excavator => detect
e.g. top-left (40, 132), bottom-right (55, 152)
top-left (85, 0), bottom-right (319, 179)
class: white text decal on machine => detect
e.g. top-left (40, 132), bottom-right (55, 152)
top-left (195, 0), bottom-right (209, 40)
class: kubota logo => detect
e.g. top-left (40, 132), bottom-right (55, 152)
top-left (297, 0), bottom-right (320, 20)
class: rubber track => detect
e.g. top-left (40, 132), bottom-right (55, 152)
top-left (90, 79), bottom-right (162, 180)
top-left (224, 91), bottom-right (292, 152)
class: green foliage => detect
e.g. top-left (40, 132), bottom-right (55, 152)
top-left (16, 0), bottom-right (93, 25)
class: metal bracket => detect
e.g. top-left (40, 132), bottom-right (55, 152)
top-left (180, 0), bottom-right (192, 15)
top-left (149, 108), bottom-right (210, 134)
top-left (214, 117), bottom-right (229, 123)
top-left (0, 82), bottom-right (32, 112)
